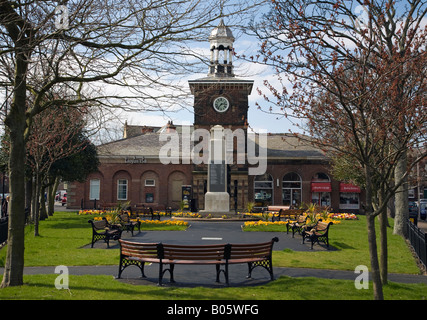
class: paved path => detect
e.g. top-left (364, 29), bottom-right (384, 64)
top-left (3, 219), bottom-right (426, 287)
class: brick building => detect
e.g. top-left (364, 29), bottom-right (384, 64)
top-left (67, 20), bottom-right (364, 213)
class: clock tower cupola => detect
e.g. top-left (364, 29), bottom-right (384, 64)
top-left (208, 19), bottom-right (235, 78)
top-left (189, 20), bottom-right (254, 131)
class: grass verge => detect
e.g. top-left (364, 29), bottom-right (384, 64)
top-left (0, 274), bottom-right (426, 300)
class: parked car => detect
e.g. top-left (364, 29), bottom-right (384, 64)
top-left (420, 202), bottom-right (426, 220)
top-left (61, 193), bottom-right (67, 206)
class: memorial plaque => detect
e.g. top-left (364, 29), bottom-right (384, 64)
top-left (209, 162), bottom-right (226, 192)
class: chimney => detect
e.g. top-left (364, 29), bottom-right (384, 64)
top-left (166, 121), bottom-right (176, 133)
top-left (123, 120), bottom-right (128, 139)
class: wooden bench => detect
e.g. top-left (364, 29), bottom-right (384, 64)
top-left (88, 218), bottom-right (122, 248)
top-left (286, 214), bottom-right (308, 237)
top-left (101, 203), bottom-right (118, 211)
top-left (117, 237), bottom-right (279, 286)
top-left (118, 214), bottom-right (141, 236)
top-left (302, 220), bottom-right (333, 249)
top-left (164, 206), bottom-right (172, 217)
top-left (271, 208), bottom-right (305, 222)
top-left (263, 206), bottom-right (289, 221)
top-left (135, 206), bottom-right (160, 220)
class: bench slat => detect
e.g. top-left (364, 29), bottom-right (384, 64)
top-left (162, 253), bottom-right (225, 260)
top-left (160, 259), bottom-right (225, 265)
top-left (161, 243), bottom-right (226, 249)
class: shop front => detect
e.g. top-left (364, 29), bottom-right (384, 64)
top-left (339, 183), bottom-right (361, 211)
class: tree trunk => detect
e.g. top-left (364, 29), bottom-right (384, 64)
top-left (364, 167), bottom-right (384, 300)
top-left (34, 173), bottom-right (40, 237)
top-left (1, 49), bottom-right (28, 288)
top-left (39, 184), bottom-right (48, 221)
top-left (394, 151), bottom-right (408, 238)
top-left (366, 213), bottom-right (384, 300)
top-left (31, 176), bottom-right (37, 223)
top-left (25, 178), bottom-right (32, 224)
top-left (379, 207), bottom-right (388, 285)
top-left (47, 176), bottom-right (60, 216)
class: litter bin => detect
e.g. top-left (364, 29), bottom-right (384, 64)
top-left (190, 199), bottom-right (198, 212)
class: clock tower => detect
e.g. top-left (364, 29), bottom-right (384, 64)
top-left (189, 20), bottom-right (253, 212)
top-left (188, 19), bottom-right (254, 132)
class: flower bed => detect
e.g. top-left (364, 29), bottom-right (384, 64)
top-left (243, 220), bottom-right (288, 227)
top-left (328, 213), bottom-right (358, 220)
top-left (172, 212), bottom-right (202, 218)
top-left (79, 209), bottom-right (200, 218)
top-left (138, 219), bottom-right (189, 227)
top-left (78, 209), bottom-right (108, 215)
top-left (242, 212), bottom-right (358, 231)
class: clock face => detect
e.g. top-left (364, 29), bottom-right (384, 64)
top-left (213, 97), bottom-right (229, 113)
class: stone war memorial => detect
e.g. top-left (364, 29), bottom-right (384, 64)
top-left (201, 125), bottom-right (231, 215)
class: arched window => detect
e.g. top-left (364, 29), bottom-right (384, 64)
top-left (254, 173), bottom-right (273, 206)
top-left (282, 172), bottom-right (302, 207)
top-left (312, 172), bottom-right (330, 182)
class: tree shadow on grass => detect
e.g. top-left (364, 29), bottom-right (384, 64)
top-left (330, 242), bottom-right (355, 250)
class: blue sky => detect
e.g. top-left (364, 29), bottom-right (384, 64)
top-left (120, 26), bottom-right (298, 134)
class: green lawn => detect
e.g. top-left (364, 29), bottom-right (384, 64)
top-left (268, 216), bottom-right (421, 274)
top-left (1, 212), bottom-right (187, 267)
top-left (0, 211), bottom-right (425, 300)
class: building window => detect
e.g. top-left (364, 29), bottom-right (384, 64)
top-left (117, 179), bottom-right (128, 200)
top-left (145, 179), bottom-right (155, 187)
top-left (311, 172), bottom-right (331, 207)
top-left (339, 193), bottom-right (359, 210)
top-left (89, 179), bottom-right (100, 200)
top-left (312, 192), bottom-right (331, 207)
top-left (282, 172), bottom-right (301, 207)
top-left (145, 193), bottom-right (154, 203)
top-left (254, 173), bottom-right (273, 206)
top-left (312, 172), bottom-right (330, 183)
top-left (339, 182), bottom-right (361, 210)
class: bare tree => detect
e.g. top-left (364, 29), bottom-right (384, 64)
top-left (26, 103), bottom-right (87, 236)
top-left (248, 0), bottom-right (426, 299)
top-left (0, 0), bottom-right (262, 287)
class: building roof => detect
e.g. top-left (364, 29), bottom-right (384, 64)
top-left (97, 126), bottom-right (326, 161)
top-left (263, 134), bottom-right (326, 160)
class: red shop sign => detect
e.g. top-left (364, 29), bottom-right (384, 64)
top-left (311, 182), bottom-right (332, 192)
top-left (340, 183), bottom-right (361, 193)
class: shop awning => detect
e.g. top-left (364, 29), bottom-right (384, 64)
top-left (311, 182), bottom-right (332, 192)
top-left (340, 183), bottom-right (361, 193)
